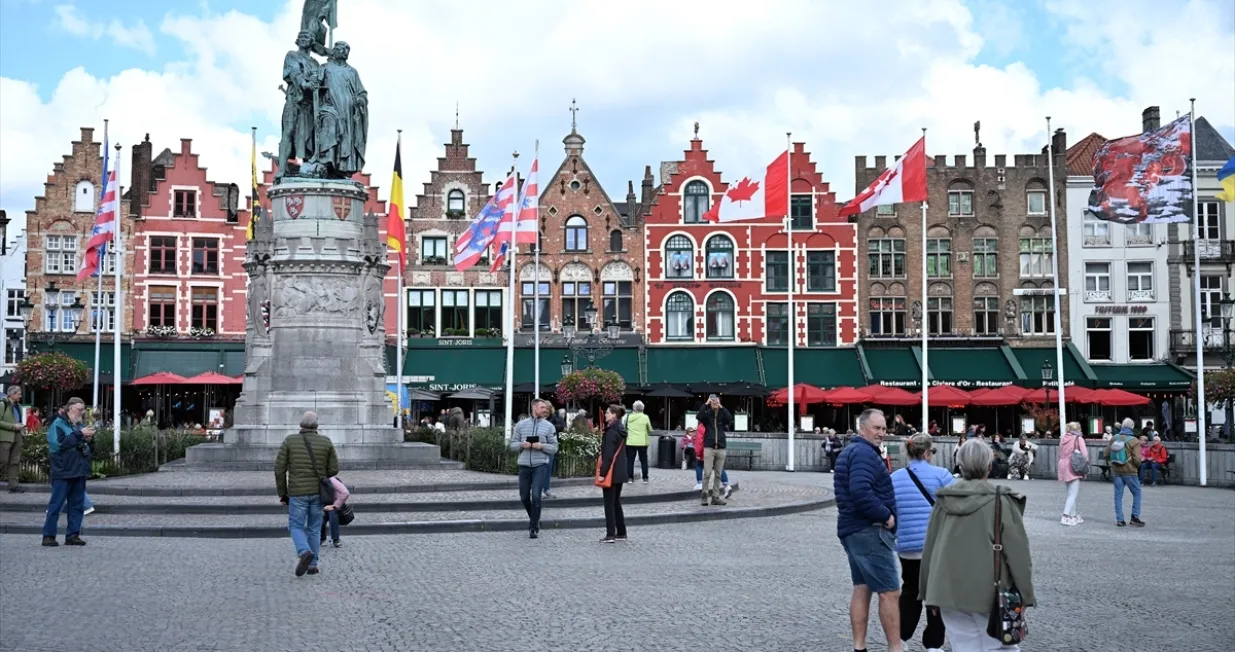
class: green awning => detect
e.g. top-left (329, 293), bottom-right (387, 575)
top-left (1090, 363), bottom-right (1193, 390)
top-left (862, 348), bottom-right (923, 388)
top-left (131, 340), bottom-right (243, 379)
top-left (403, 346), bottom-right (506, 391)
top-left (1010, 346), bottom-right (1094, 388)
top-left (43, 342), bottom-right (134, 383)
top-left (929, 348), bottom-right (1019, 389)
top-left (762, 348), bottom-right (865, 388)
top-left (221, 351), bottom-right (245, 376)
top-left (647, 347), bottom-right (760, 384)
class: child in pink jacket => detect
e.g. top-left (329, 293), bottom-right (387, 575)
top-left (320, 476), bottom-right (350, 548)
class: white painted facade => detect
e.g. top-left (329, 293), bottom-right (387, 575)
top-left (1172, 158), bottom-right (1235, 369)
top-left (1, 230), bottom-right (29, 377)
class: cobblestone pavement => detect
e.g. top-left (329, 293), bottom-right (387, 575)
top-left (2, 475), bottom-right (1230, 652)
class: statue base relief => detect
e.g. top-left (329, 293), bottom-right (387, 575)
top-left (186, 177), bottom-right (442, 471)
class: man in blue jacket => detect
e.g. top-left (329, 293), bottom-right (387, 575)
top-left (41, 397), bottom-right (95, 547)
top-left (833, 408), bottom-right (902, 652)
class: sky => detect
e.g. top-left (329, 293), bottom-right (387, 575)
top-left (1, 0), bottom-right (1233, 240)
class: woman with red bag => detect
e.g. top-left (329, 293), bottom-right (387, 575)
top-left (596, 404), bottom-right (629, 543)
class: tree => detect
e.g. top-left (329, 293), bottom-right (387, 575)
top-left (1193, 368), bottom-right (1235, 406)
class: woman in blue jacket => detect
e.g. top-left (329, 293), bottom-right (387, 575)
top-left (890, 434), bottom-right (954, 652)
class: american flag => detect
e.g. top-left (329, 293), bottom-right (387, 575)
top-left (78, 166), bottom-right (118, 281)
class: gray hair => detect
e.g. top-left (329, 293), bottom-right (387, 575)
top-left (632, 400), bottom-right (644, 412)
top-left (64, 396), bottom-right (85, 410)
top-left (857, 408), bottom-right (884, 433)
top-left (6, 386), bottom-right (20, 397)
top-left (1121, 417), bottom-right (1135, 430)
top-left (906, 433), bottom-right (934, 460)
top-left (955, 438), bottom-right (993, 480)
top-left (300, 411), bottom-right (319, 430)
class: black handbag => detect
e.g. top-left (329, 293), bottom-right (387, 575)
top-left (986, 486), bottom-right (1028, 644)
top-left (337, 502), bottom-right (355, 526)
top-left (300, 433), bottom-right (336, 505)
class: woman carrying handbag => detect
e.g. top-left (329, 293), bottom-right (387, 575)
top-left (596, 404), bottom-right (628, 543)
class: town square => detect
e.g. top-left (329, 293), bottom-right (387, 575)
top-left (0, 1), bottom-right (1234, 651)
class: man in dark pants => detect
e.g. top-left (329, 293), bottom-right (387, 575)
top-left (0, 386), bottom-right (27, 493)
top-left (509, 399), bottom-right (558, 539)
top-left (695, 394), bottom-right (733, 506)
top-left (41, 397), bottom-right (95, 547)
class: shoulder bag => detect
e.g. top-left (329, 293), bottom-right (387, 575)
top-left (1067, 435), bottom-right (1091, 476)
top-left (594, 440), bottom-right (626, 488)
top-left (986, 486), bottom-right (1028, 644)
top-left (905, 468), bottom-right (935, 506)
top-left (337, 502), bottom-right (355, 526)
top-left (300, 433), bottom-right (337, 505)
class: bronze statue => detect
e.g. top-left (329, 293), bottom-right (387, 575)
top-left (314, 41), bottom-right (368, 177)
top-left (277, 31), bottom-right (319, 181)
top-left (300, 0), bottom-right (337, 56)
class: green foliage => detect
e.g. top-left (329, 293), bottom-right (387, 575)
top-left (18, 426), bottom-right (205, 483)
top-left (1194, 368), bottom-right (1235, 405)
top-left (556, 368), bottom-right (625, 405)
top-left (406, 425), bottom-right (594, 477)
top-left (15, 352), bottom-right (89, 392)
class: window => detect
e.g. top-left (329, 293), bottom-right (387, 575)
top-left (43, 235), bottom-right (77, 275)
top-left (174, 189), bottom-right (197, 218)
top-left (1018, 238), bottom-right (1052, 278)
top-left (191, 238), bottom-right (219, 274)
top-left (806, 251), bottom-right (836, 292)
top-left (74, 180), bottom-right (95, 213)
top-left (90, 291), bottom-right (116, 333)
top-left (666, 292), bottom-right (695, 341)
top-left (1083, 217), bottom-right (1110, 246)
top-left (441, 290), bottom-right (469, 334)
top-left (102, 250), bottom-right (117, 275)
top-left (4, 338), bottom-right (19, 365)
top-left (876, 204), bottom-right (896, 217)
top-left (1199, 275), bottom-right (1223, 327)
top-left (705, 236), bottom-right (734, 279)
top-left (407, 289), bottom-right (435, 336)
top-left (869, 297), bottom-right (906, 336)
top-left (1128, 317), bottom-right (1154, 361)
top-left (806, 303), bottom-right (836, 346)
top-left (148, 286), bottom-right (176, 328)
top-left (972, 238), bottom-right (998, 278)
top-left (561, 282), bottom-right (594, 330)
top-left (1026, 190), bottom-right (1047, 216)
top-left (1126, 222), bottom-right (1152, 246)
top-left (603, 281), bottom-right (632, 329)
top-left (790, 194), bottom-right (812, 230)
top-left (705, 293), bottom-right (735, 341)
top-left (565, 216), bottom-right (588, 252)
top-left (682, 180), bottom-right (710, 224)
top-left (475, 290), bottom-right (502, 332)
top-left (1084, 262), bottom-right (1111, 301)
top-left (1197, 201), bottom-right (1220, 240)
top-left (1019, 296), bottom-right (1054, 335)
top-left (609, 230), bottom-right (623, 252)
top-left (664, 235), bottom-right (694, 279)
top-left (973, 297), bottom-right (1000, 335)
top-left (868, 238), bottom-right (906, 279)
top-left (1087, 317), bottom-right (1112, 361)
top-left (43, 291), bottom-right (77, 332)
top-left (765, 251), bottom-right (788, 292)
top-left (766, 302), bottom-right (788, 345)
top-left (948, 190), bottom-right (973, 216)
top-left (1127, 262), bottom-right (1154, 300)
top-left (927, 297), bottom-right (953, 335)
top-left (190, 287), bottom-right (218, 330)
top-left (926, 239), bottom-right (951, 278)
top-left (520, 282), bottom-right (550, 332)
top-left (149, 236), bottom-right (177, 274)
top-left (446, 189), bottom-right (465, 215)
top-left (421, 236), bottom-right (448, 265)
top-left (6, 289), bottom-right (25, 319)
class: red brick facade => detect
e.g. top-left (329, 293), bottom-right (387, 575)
top-left (643, 137), bottom-right (858, 346)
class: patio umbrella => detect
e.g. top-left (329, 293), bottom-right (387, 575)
top-left (916, 385), bottom-right (971, 408)
top-left (864, 385), bottom-right (919, 407)
top-left (408, 389), bottom-right (441, 402)
top-left (1022, 386), bottom-right (1092, 404)
top-left (451, 387), bottom-right (498, 401)
top-left (968, 387), bottom-right (991, 398)
top-left (182, 371), bottom-right (242, 385)
top-left (719, 383), bottom-right (768, 397)
top-left (130, 372), bottom-right (188, 386)
top-left (767, 383), bottom-right (830, 407)
top-left (687, 382), bottom-right (725, 395)
top-left (822, 387), bottom-right (875, 405)
top-left (969, 385), bottom-right (1027, 407)
top-left (623, 385), bottom-right (649, 395)
top-left (644, 385), bottom-right (693, 430)
top-left (1090, 388), bottom-right (1151, 407)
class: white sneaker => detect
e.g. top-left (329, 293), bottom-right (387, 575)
top-left (723, 485), bottom-right (732, 499)
top-left (1060, 515), bottom-right (1075, 526)
top-left (694, 482), bottom-right (703, 490)
top-left (84, 507), bottom-right (95, 516)
top-left (1073, 514), bottom-right (1084, 524)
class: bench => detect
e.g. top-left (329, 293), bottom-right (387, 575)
top-left (725, 441), bottom-right (762, 471)
top-left (1145, 453), bottom-right (1176, 485)
top-left (1095, 450), bottom-right (1111, 481)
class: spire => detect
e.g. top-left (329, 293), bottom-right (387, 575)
top-left (564, 98), bottom-right (585, 155)
top-left (455, 101), bottom-right (459, 130)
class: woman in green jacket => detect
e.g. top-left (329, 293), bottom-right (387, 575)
top-left (624, 401), bottom-right (653, 483)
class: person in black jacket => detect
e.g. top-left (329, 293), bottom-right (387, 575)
top-left (695, 394), bottom-right (733, 506)
top-left (597, 404), bottom-right (629, 543)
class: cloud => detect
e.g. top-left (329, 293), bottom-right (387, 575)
top-left (53, 4), bottom-right (157, 55)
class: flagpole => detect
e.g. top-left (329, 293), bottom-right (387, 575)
top-left (1045, 117), bottom-right (1068, 430)
top-left (503, 151), bottom-right (520, 438)
top-left (785, 132), bottom-right (796, 471)
top-left (395, 130), bottom-right (404, 431)
top-left (920, 127), bottom-right (929, 435)
top-left (92, 119), bottom-right (108, 416)
top-left (1190, 98), bottom-right (1208, 486)
top-left (112, 143), bottom-right (122, 457)
top-left (533, 140), bottom-right (541, 399)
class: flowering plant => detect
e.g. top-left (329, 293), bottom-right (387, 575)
top-left (189, 326), bottom-right (216, 339)
top-left (557, 429), bottom-right (602, 457)
top-left (555, 368), bottom-right (624, 405)
top-left (14, 352), bottom-right (89, 392)
top-left (1193, 368), bottom-right (1235, 405)
top-left (145, 325), bottom-right (176, 338)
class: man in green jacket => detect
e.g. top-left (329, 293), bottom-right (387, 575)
top-left (624, 400), bottom-right (653, 483)
top-left (0, 386), bottom-right (28, 493)
top-left (275, 411), bottom-right (339, 577)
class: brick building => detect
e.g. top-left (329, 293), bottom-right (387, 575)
top-left (644, 134), bottom-right (857, 347)
top-left (405, 128), bottom-right (506, 338)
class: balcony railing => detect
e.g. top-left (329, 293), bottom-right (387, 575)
top-left (1169, 328), bottom-right (1233, 354)
top-left (1181, 239), bottom-right (1235, 265)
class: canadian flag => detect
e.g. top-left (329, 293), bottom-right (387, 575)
top-left (838, 136), bottom-right (928, 217)
top-left (703, 150), bottom-right (789, 222)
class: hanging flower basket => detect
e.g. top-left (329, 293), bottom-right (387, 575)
top-left (555, 368), bottom-right (625, 405)
top-left (145, 325), bottom-right (176, 338)
top-left (1193, 368), bottom-right (1235, 406)
top-left (14, 352), bottom-right (89, 392)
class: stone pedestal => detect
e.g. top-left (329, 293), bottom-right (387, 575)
top-left (186, 177), bottom-right (441, 470)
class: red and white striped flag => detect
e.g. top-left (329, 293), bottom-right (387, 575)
top-left (496, 158), bottom-right (539, 244)
top-left (78, 166), bottom-right (118, 280)
top-left (838, 136), bottom-right (928, 217)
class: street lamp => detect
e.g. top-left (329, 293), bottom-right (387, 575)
top-left (606, 321), bottom-right (621, 340)
top-left (18, 297), bottom-right (33, 325)
top-left (1219, 293), bottom-right (1235, 367)
top-left (38, 295), bottom-right (84, 349)
top-left (584, 305), bottom-right (598, 332)
top-left (1041, 361), bottom-right (1054, 384)
top-left (560, 356), bottom-right (573, 376)
top-left (562, 315), bottom-right (576, 340)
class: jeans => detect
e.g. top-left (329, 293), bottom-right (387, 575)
top-left (518, 464), bottom-right (550, 530)
top-left (899, 556), bottom-right (945, 649)
top-left (42, 477), bottom-right (87, 537)
top-left (1139, 461), bottom-right (1163, 484)
top-left (1062, 479), bottom-right (1080, 517)
top-left (602, 482), bottom-right (626, 538)
top-left (320, 508), bottom-right (340, 543)
top-left (1113, 474), bottom-right (1142, 523)
top-left (288, 495), bottom-right (324, 567)
top-left (58, 491), bottom-right (94, 515)
top-left (694, 460), bottom-right (729, 484)
top-left (542, 455), bottom-right (555, 494)
top-left (940, 608), bottom-right (1020, 651)
top-left (626, 445), bottom-right (649, 481)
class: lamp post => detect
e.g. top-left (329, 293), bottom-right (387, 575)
top-left (1219, 293), bottom-right (1235, 368)
top-left (563, 312), bottom-right (616, 370)
top-left (559, 355), bottom-right (573, 376)
top-left (1041, 361), bottom-right (1054, 385)
top-left (12, 297), bottom-right (34, 364)
top-left (37, 295), bottom-right (84, 351)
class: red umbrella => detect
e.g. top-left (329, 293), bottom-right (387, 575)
top-left (767, 383), bottom-right (830, 407)
top-left (969, 385), bottom-right (1028, 406)
top-left (821, 387), bottom-right (875, 405)
top-left (130, 372), bottom-right (188, 386)
top-left (968, 388), bottom-right (991, 398)
top-left (1090, 388), bottom-right (1151, 407)
top-left (182, 371), bottom-right (243, 385)
top-left (864, 385), bottom-right (920, 406)
top-left (1022, 386), bottom-right (1096, 404)
top-left (916, 384), bottom-right (972, 407)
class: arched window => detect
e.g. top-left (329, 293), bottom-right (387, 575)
top-left (683, 180), bottom-right (710, 223)
top-left (73, 180), bottom-right (95, 213)
top-left (609, 229), bottom-right (623, 252)
top-left (666, 292), bottom-right (695, 341)
top-left (705, 293), bottom-right (735, 341)
top-left (565, 216), bottom-right (588, 252)
top-left (446, 189), bottom-right (465, 215)
top-left (664, 235), bottom-right (693, 279)
top-left (705, 235), bottom-right (734, 279)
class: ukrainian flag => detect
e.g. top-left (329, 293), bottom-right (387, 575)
top-left (1217, 155), bottom-right (1235, 202)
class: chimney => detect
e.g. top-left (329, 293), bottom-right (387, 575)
top-left (130, 135), bottom-right (153, 218)
top-left (1051, 129), bottom-right (1067, 158)
top-left (1142, 106), bottom-right (1160, 134)
top-left (179, 138), bottom-right (193, 157)
top-left (640, 165), bottom-right (655, 207)
top-left (0, 210), bottom-right (8, 256)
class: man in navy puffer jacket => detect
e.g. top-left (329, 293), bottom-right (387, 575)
top-left (833, 408), bottom-right (901, 652)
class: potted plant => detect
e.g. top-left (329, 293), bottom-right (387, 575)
top-left (446, 209), bottom-right (466, 219)
top-left (556, 368), bottom-right (625, 414)
top-left (407, 327), bottom-right (421, 338)
top-left (189, 326), bottom-right (216, 339)
top-left (144, 325), bottom-right (176, 338)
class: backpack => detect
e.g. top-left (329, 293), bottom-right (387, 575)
top-left (1108, 434), bottom-right (1130, 465)
top-left (1068, 436), bottom-right (1090, 475)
